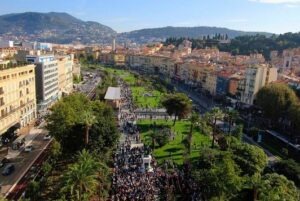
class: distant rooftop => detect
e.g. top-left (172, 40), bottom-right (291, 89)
top-left (104, 87), bottom-right (121, 100)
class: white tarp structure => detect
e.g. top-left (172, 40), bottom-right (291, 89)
top-left (104, 87), bottom-right (121, 100)
top-left (130, 143), bottom-right (144, 149)
top-left (143, 155), bottom-right (153, 172)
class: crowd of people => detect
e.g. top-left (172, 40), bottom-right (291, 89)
top-left (111, 80), bottom-right (161, 201)
top-left (110, 79), bottom-right (202, 201)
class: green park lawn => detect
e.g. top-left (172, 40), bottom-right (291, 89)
top-left (131, 86), bottom-right (163, 108)
top-left (138, 119), bottom-right (211, 165)
top-left (103, 67), bottom-right (165, 108)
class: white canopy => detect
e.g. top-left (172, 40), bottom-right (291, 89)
top-left (104, 87), bottom-right (121, 100)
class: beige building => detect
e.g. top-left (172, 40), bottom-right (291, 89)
top-left (203, 72), bottom-right (217, 96)
top-left (0, 61), bottom-right (36, 136)
top-left (57, 55), bottom-right (74, 95)
top-left (240, 64), bottom-right (278, 104)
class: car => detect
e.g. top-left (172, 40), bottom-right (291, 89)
top-left (2, 164), bottom-right (15, 176)
top-left (43, 134), bottom-right (51, 140)
top-left (24, 145), bottom-right (33, 152)
top-left (0, 158), bottom-right (10, 168)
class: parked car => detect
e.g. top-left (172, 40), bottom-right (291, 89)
top-left (24, 145), bottom-right (33, 152)
top-left (0, 158), bottom-right (10, 168)
top-left (43, 134), bottom-right (51, 141)
top-left (2, 164), bottom-right (15, 176)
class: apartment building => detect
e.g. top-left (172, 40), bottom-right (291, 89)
top-left (0, 61), bottom-right (36, 137)
top-left (57, 55), bottom-right (74, 95)
top-left (203, 73), bottom-right (217, 96)
top-left (240, 64), bottom-right (278, 105)
top-left (0, 47), bottom-right (18, 59)
top-left (26, 55), bottom-right (59, 114)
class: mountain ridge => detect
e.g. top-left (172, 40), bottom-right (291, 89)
top-left (0, 12), bottom-right (116, 44)
top-left (118, 26), bottom-right (274, 43)
top-left (0, 12), bottom-right (276, 44)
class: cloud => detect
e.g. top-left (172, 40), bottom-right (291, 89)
top-left (249, 0), bottom-right (300, 4)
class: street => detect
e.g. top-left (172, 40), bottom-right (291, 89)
top-left (0, 126), bottom-right (50, 198)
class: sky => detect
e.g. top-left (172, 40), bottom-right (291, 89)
top-left (0, 0), bottom-right (299, 34)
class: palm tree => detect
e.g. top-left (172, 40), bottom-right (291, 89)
top-left (81, 110), bottom-right (97, 145)
top-left (226, 110), bottom-right (239, 134)
top-left (206, 107), bottom-right (224, 148)
top-left (187, 112), bottom-right (199, 155)
top-left (62, 150), bottom-right (100, 201)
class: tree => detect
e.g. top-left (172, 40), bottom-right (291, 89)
top-left (205, 107), bottom-right (224, 148)
top-left (61, 150), bottom-right (103, 201)
top-left (273, 159), bottom-right (300, 188)
top-left (230, 143), bottom-right (267, 176)
top-left (289, 103), bottom-right (300, 135)
top-left (187, 112), bottom-right (199, 155)
top-left (25, 181), bottom-right (41, 201)
top-left (256, 83), bottom-right (298, 123)
top-left (46, 93), bottom-right (119, 154)
top-left (225, 109), bottom-right (239, 134)
top-left (41, 161), bottom-right (52, 176)
top-left (193, 150), bottom-right (243, 200)
top-left (50, 139), bottom-right (62, 159)
top-left (231, 124), bottom-right (243, 141)
top-left (161, 93), bottom-right (192, 125)
top-left (80, 111), bottom-right (97, 145)
top-left (257, 173), bottom-right (299, 201)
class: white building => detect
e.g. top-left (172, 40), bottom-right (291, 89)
top-left (240, 64), bottom-right (278, 105)
top-left (26, 55), bottom-right (59, 114)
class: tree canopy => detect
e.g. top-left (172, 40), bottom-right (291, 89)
top-left (46, 93), bottom-right (119, 153)
top-left (257, 173), bottom-right (299, 201)
top-left (256, 83), bottom-right (298, 122)
top-left (161, 93), bottom-right (192, 125)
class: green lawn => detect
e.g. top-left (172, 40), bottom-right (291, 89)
top-left (103, 67), bottom-right (166, 109)
top-left (132, 86), bottom-right (163, 108)
top-left (138, 119), bottom-right (211, 165)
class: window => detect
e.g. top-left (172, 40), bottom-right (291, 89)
top-left (0, 87), bottom-right (3, 95)
top-left (0, 97), bottom-right (4, 106)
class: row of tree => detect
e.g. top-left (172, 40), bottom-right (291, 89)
top-left (159, 92), bottom-right (299, 200)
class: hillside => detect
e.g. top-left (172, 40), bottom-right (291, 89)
top-left (0, 12), bottom-right (117, 44)
top-left (118, 26), bottom-right (273, 44)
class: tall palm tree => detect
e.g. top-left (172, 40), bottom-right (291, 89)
top-left (81, 110), bottom-right (97, 145)
top-left (187, 112), bottom-right (199, 155)
top-left (62, 150), bottom-right (100, 201)
top-left (206, 107), bottom-right (224, 148)
top-left (226, 109), bottom-right (239, 134)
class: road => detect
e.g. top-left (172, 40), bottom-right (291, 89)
top-left (0, 126), bottom-right (50, 199)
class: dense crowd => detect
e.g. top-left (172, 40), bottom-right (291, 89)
top-left (110, 79), bottom-right (202, 201)
top-left (110, 80), bottom-right (160, 201)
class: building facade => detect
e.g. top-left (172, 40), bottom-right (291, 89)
top-left (57, 55), bottom-right (74, 95)
top-left (240, 65), bottom-right (278, 104)
top-left (0, 61), bottom-right (36, 136)
top-left (26, 55), bottom-right (59, 114)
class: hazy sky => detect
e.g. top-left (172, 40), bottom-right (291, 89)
top-left (1, 0), bottom-right (299, 33)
